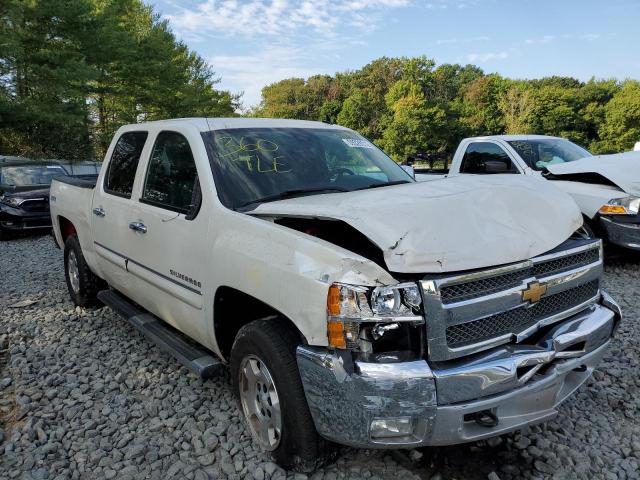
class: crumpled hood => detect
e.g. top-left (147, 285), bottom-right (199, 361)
top-left (546, 151), bottom-right (640, 195)
top-left (252, 175), bottom-right (582, 274)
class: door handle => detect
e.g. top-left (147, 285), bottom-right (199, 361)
top-left (92, 207), bottom-right (106, 217)
top-left (129, 221), bottom-right (147, 234)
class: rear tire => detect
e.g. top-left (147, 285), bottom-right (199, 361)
top-left (64, 234), bottom-right (104, 307)
top-left (230, 318), bottom-right (330, 472)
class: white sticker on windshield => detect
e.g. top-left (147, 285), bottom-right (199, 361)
top-left (342, 138), bottom-right (374, 149)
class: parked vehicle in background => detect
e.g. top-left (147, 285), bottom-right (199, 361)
top-left (50, 118), bottom-right (620, 470)
top-left (0, 155), bottom-right (31, 165)
top-left (0, 160), bottom-right (100, 239)
top-left (634, 142), bottom-right (640, 152)
top-left (0, 160), bottom-right (68, 238)
top-left (414, 135), bottom-right (640, 251)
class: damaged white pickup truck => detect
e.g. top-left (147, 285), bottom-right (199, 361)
top-left (50, 118), bottom-right (621, 470)
top-left (415, 135), bottom-right (640, 251)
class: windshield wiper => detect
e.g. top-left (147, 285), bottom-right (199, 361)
top-left (235, 187), bottom-right (350, 210)
top-left (355, 180), bottom-right (412, 191)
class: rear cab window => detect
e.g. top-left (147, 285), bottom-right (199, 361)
top-left (140, 131), bottom-right (201, 218)
top-left (104, 132), bottom-right (149, 198)
top-left (459, 142), bottom-right (520, 174)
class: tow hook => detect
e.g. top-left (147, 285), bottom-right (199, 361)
top-left (469, 410), bottom-right (499, 428)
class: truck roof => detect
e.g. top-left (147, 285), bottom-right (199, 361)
top-left (466, 134), bottom-right (562, 142)
top-left (119, 117), bottom-right (350, 132)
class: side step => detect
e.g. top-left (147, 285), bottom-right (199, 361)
top-left (97, 290), bottom-right (224, 379)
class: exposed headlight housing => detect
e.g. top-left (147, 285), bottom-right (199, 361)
top-left (599, 196), bottom-right (640, 216)
top-left (0, 195), bottom-right (24, 207)
top-left (326, 283), bottom-right (424, 350)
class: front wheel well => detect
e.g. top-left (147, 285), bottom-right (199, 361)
top-left (213, 286), bottom-right (306, 361)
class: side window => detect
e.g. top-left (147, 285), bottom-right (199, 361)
top-left (104, 132), bottom-right (148, 198)
top-left (141, 131), bottom-right (200, 216)
top-left (459, 142), bottom-right (519, 174)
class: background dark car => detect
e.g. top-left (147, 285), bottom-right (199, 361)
top-left (0, 161), bottom-right (70, 238)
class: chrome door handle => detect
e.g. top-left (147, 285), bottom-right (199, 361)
top-left (128, 222), bottom-right (147, 234)
top-left (92, 207), bottom-right (105, 217)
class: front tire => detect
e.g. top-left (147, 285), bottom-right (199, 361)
top-left (64, 234), bottom-right (104, 307)
top-left (230, 319), bottom-right (329, 471)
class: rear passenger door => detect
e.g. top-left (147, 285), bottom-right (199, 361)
top-left (92, 131), bottom-right (148, 297)
top-left (459, 142), bottom-right (521, 174)
top-left (125, 130), bottom-right (210, 342)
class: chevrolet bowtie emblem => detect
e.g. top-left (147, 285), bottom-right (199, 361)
top-left (522, 281), bottom-right (547, 304)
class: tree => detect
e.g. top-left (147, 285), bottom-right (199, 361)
top-left (457, 74), bottom-right (507, 136)
top-left (0, 0), bottom-right (236, 159)
top-left (498, 84), bottom-right (536, 135)
top-left (597, 81), bottom-right (640, 153)
top-left (336, 89), bottom-right (380, 139)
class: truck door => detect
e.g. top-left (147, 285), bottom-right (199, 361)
top-left (124, 130), bottom-right (210, 343)
top-left (458, 142), bottom-right (521, 175)
top-left (92, 131), bottom-right (149, 298)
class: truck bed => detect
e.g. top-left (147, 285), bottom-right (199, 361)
top-left (54, 174), bottom-right (98, 189)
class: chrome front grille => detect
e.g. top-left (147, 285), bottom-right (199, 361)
top-left (440, 246), bottom-right (601, 305)
top-left (422, 239), bottom-right (603, 361)
top-left (445, 280), bottom-right (600, 348)
top-left (532, 248), bottom-right (600, 278)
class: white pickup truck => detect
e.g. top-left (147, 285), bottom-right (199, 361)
top-left (414, 135), bottom-right (640, 251)
top-left (50, 118), bottom-right (620, 471)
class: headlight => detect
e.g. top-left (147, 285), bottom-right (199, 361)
top-left (599, 196), bottom-right (640, 215)
top-left (326, 283), bottom-right (423, 350)
top-left (0, 195), bottom-right (24, 207)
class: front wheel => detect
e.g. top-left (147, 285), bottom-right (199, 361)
top-left (64, 234), bottom-right (104, 307)
top-left (230, 319), bottom-right (330, 471)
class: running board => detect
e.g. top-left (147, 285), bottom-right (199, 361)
top-left (97, 290), bottom-right (224, 379)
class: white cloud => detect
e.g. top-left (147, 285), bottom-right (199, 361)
top-left (165, 0), bottom-right (414, 109)
top-left (466, 51), bottom-right (509, 63)
top-left (525, 33), bottom-right (601, 44)
top-left (167, 0), bottom-right (411, 40)
top-left (525, 35), bottom-right (556, 45)
top-left (210, 46), bottom-right (326, 110)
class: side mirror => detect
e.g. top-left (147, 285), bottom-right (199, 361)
top-left (401, 165), bottom-right (416, 179)
top-left (484, 160), bottom-right (509, 174)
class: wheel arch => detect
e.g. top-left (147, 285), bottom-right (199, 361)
top-left (213, 286), bottom-right (308, 361)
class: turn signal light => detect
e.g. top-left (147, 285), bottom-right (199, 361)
top-left (599, 205), bottom-right (627, 215)
top-left (327, 320), bottom-right (346, 349)
top-left (327, 284), bottom-right (341, 316)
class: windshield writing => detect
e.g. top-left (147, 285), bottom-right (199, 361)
top-left (203, 127), bottom-right (413, 209)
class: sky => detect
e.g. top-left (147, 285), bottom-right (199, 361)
top-left (152, 0), bottom-right (640, 110)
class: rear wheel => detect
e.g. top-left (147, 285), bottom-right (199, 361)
top-left (64, 234), bottom-right (104, 307)
top-left (230, 318), bottom-right (330, 471)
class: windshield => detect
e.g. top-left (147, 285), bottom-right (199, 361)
top-left (0, 165), bottom-right (67, 186)
top-left (202, 127), bottom-right (413, 209)
top-left (508, 139), bottom-right (592, 171)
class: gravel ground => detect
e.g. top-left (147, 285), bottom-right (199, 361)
top-left (0, 234), bottom-right (639, 480)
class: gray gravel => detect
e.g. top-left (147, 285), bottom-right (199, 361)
top-left (0, 234), bottom-right (639, 480)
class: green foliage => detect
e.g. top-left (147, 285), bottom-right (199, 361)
top-left (596, 81), bottom-right (640, 153)
top-left (255, 56), bottom-right (640, 160)
top-left (0, 0), bottom-right (237, 160)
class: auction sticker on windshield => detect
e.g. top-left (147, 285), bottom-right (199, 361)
top-left (342, 138), bottom-right (374, 149)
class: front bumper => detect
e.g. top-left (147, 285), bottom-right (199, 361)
top-left (0, 204), bottom-right (52, 231)
top-left (296, 297), bottom-right (620, 449)
top-left (600, 216), bottom-right (640, 250)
